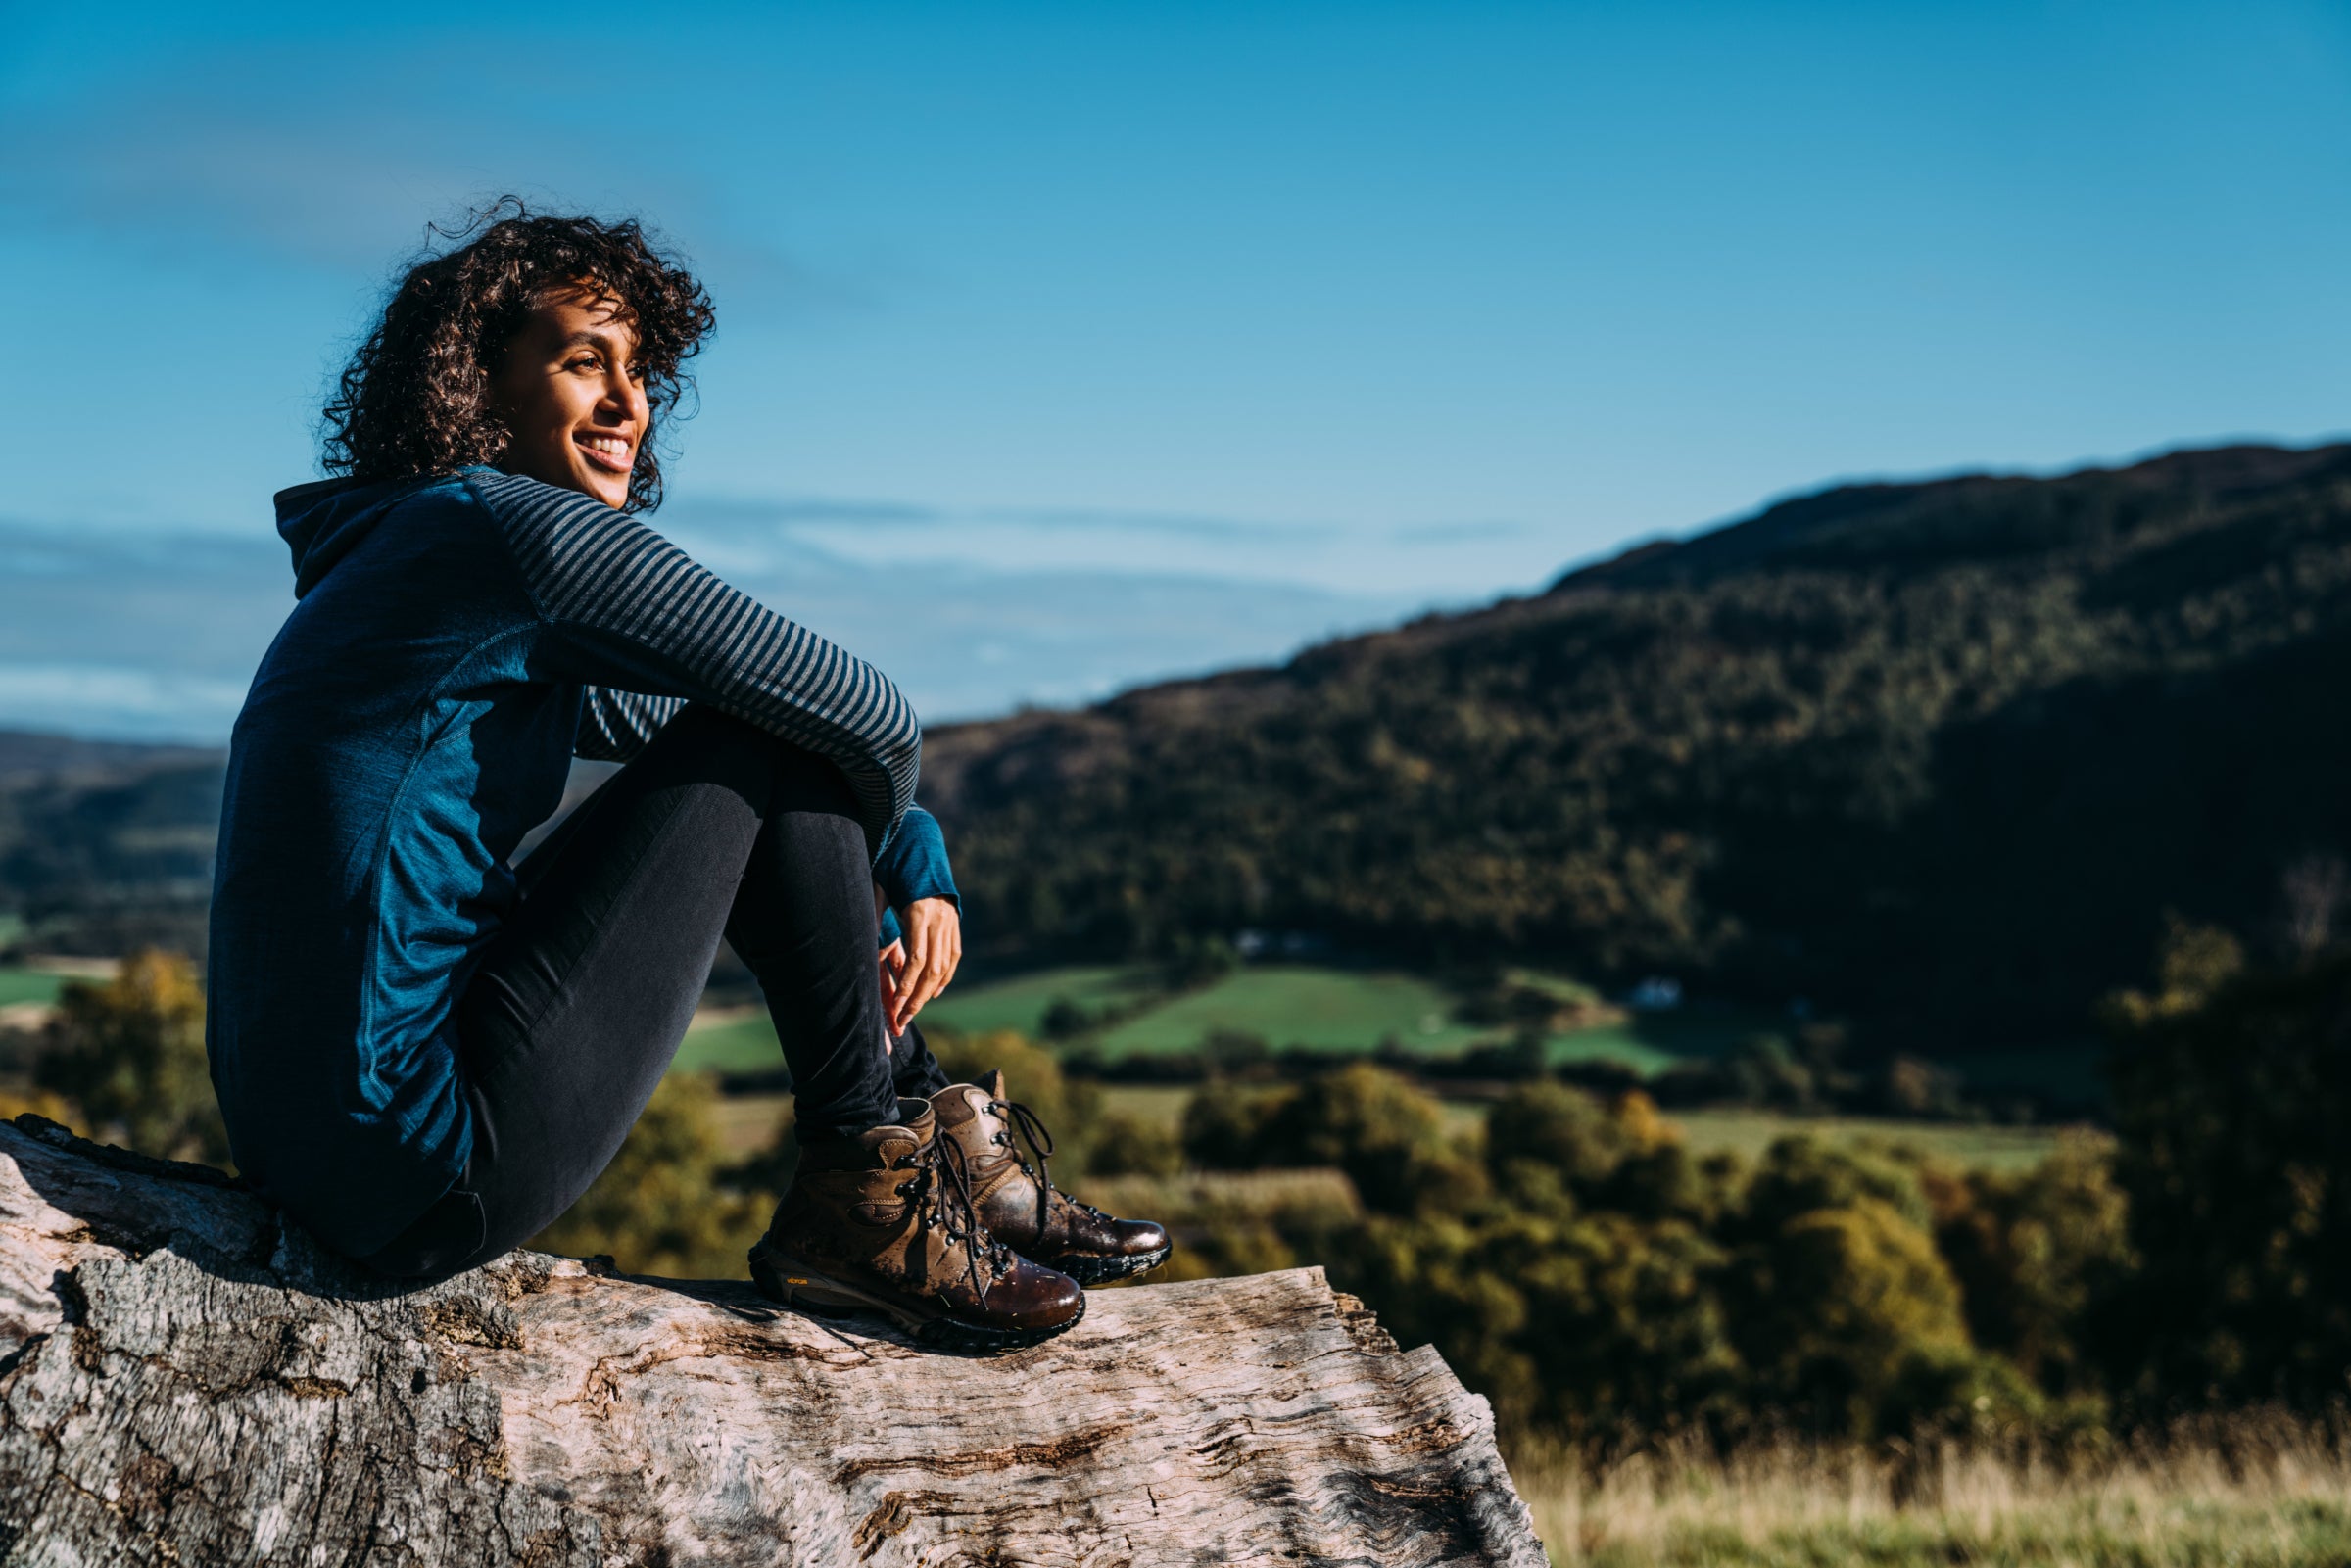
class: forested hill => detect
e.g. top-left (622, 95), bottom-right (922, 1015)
top-left (922, 442), bottom-right (2351, 1050)
top-left (0, 733), bottom-right (223, 956)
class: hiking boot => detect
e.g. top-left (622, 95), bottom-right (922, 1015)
top-left (748, 1097), bottom-right (1085, 1352)
top-left (931, 1070), bottom-right (1173, 1285)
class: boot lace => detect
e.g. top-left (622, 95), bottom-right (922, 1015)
top-left (991, 1099), bottom-right (1112, 1222)
top-left (901, 1129), bottom-right (1015, 1298)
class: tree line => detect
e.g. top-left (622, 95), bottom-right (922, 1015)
top-left (9, 914), bottom-right (2346, 1451)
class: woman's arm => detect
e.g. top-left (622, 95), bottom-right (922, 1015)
top-left (573, 686), bottom-right (687, 762)
top-left (874, 805), bottom-right (962, 1031)
top-left (470, 471), bottom-right (922, 854)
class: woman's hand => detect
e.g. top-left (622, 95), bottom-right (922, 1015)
top-left (880, 896), bottom-right (962, 1034)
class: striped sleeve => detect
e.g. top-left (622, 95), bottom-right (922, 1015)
top-left (574, 686), bottom-right (688, 762)
top-left (468, 471), bottom-right (921, 853)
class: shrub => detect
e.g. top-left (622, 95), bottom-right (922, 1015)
top-left (1725, 1192), bottom-right (1972, 1438)
top-left (1259, 1063), bottom-right (1483, 1215)
top-left (1929, 1137), bottom-right (2129, 1397)
top-left (34, 949), bottom-right (226, 1164)
top-left (2099, 945), bottom-right (2351, 1410)
top-left (1181, 1078), bottom-right (1294, 1169)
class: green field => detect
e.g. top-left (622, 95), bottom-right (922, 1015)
top-left (1095, 965), bottom-right (1491, 1057)
top-left (1073, 1085), bottom-right (2078, 1171)
top-left (673, 963), bottom-right (1568, 1076)
top-left (0, 967), bottom-right (69, 1008)
top-left (919, 964), bottom-right (1148, 1037)
top-left (671, 1011), bottom-right (786, 1075)
top-left (923, 960), bottom-right (1786, 1071)
top-left (1534, 1008), bottom-right (1791, 1072)
top-left (672, 968), bottom-right (2106, 1152)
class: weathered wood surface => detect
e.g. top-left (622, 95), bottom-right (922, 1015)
top-left (0, 1116), bottom-right (1546, 1566)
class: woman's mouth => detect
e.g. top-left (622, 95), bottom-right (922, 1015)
top-left (575, 431), bottom-right (634, 474)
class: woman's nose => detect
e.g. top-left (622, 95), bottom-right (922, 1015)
top-left (598, 373), bottom-right (643, 422)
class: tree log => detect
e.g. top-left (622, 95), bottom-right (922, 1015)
top-left (0, 1116), bottom-right (1546, 1565)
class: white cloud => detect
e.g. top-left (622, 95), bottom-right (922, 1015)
top-left (0, 664), bottom-right (251, 741)
top-left (0, 514), bottom-right (1422, 740)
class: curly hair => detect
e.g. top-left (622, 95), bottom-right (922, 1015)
top-left (322, 200), bottom-right (716, 513)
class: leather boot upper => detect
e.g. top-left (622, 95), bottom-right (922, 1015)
top-left (932, 1071), bottom-right (1172, 1264)
top-left (764, 1097), bottom-right (1080, 1331)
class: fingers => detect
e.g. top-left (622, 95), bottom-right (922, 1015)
top-left (891, 924), bottom-right (926, 1034)
top-left (890, 901), bottom-right (963, 1032)
top-left (930, 903), bottom-right (963, 992)
top-left (878, 940), bottom-right (905, 1029)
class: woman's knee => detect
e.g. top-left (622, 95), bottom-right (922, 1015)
top-left (663, 705), bottom-right (859, 820)
top-left (660, 701), bottom-right (774, 758)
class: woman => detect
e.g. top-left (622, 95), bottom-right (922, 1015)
top-left (206, 206), bottom-right (1165, 1351)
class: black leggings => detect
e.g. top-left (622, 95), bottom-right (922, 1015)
top-left (360, 704), bottom-right (948, 1279)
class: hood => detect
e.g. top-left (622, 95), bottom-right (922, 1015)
top-left (272, 473), bottom-right (444, 598)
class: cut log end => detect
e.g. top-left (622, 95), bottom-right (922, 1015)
top-left (0, 1116), bottom-right (1546, 1566)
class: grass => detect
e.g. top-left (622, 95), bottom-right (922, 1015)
top-left (1095, 1083), bottom-right (1193, 1126)
top-left (666, 961), bottom-right (1166, 1075)
top-left (662, 963), bottom-right (2092, 1181)
top-left (1553, 1006), bottom-right (1800, 1066)
top-left (671, 1010), bottom-right (785, 1075)
top-left (1095, 965), bottom-right (1493, 1058)
top-left (0, 968), bottom-right (67, 1009)
top-left (920, 964), bottom-right (1151, 1038)
top-left (705, 1091), bottom-right (791, 1161)
top-left (1076, 1166), bottom-right (1364, 1230)
top-left (1511, 1413), bottom-right (2351, 1567)
top-left (1671, 1110), bottom-right (2083, 1172)
top-left (898, 960), bottom-right (1820, 1078)
top-left (696, 958), bottom-right (2083, 1094)
top-left (1066, 1085), bottom-right (2079, 1174)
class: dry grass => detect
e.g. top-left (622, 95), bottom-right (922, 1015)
top-left (1075, 1166), bottom-right (1364, 1228)
top-left (1511, 1411), bottom-right (2351, 1567)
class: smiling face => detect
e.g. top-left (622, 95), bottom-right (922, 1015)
top-left (489, 286), bottom-right (648, 508)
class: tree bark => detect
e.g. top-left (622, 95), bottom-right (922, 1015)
top-left (0, 1116), bottom-right (1545, 1566)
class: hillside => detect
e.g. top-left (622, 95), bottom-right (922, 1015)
top-left (0, 733), bottom-right (222, 956)
top-left (922, 443), bottom-right (2351, 1053)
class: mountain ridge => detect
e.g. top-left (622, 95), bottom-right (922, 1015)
top-left (921, 440), bottom-right (2351, 1051)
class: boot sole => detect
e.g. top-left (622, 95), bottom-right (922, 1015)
top-left (1053, 1243), bottom-right (1174, 1285)
top-left (748, 1245), bottom-right (1084, 1353)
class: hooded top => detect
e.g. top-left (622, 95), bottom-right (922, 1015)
top-left (208, 467), bottom-right (940, 1258)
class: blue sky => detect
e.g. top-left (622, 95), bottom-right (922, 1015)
top-left (4, 2), bottom-right (2348, 738)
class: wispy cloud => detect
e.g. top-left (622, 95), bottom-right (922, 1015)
top-left (682, 492), bottom-right (1334, 543)
top-left (0, 665), bottom-right (253, 741)
top-left (1389, 519), bottom-right (1534, 545)
top-left (0, 514), bottom-right (1422, 740)
top-left (973, 506), bottom-right (1337, 543)
top-left (646, 487), bottom-right (1569, 598)
top-left (0, 43), bottom-right (861, 316)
